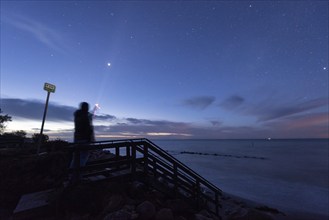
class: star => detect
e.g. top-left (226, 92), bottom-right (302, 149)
top-left (323, 67), bottom-right (327, 70)
top-left (107, 62), bottom-right (111, 67)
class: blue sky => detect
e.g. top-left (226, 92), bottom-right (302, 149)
top-left (1, 1), bottom-right (328, 140)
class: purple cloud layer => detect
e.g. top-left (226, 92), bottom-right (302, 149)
top-left (1, 97), bottom-right (328, 139)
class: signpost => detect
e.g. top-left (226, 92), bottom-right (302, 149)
top-left (37, 83), bottom-right (56, 154)
top-left (44, 83), bottom-right (56, 93)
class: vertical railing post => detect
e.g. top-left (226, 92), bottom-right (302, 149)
top-left (196, 179), bottom-right (201, 209)
top-left (126, 144), bottom-right (130, 158)
top-left (124, 143), bottom-right (130, 170)
top-left (215, 192), bottom-right (219, 215)
top-left (144, 143), bottom-right (149, 174)
top-left (115, 146), bottom-right (120, 158)
top-left (73, 145), bottom-right (81, 184)
top-left (152, 157), bottom-right (157, 181)
top-left (173, 163), bottom-right (178, 195)
top-left (115, 146), bottom-right (120, 170)
top-left (131, 143), bottom-right (136, 177)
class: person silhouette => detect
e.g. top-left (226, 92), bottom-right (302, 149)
top-left (74, 102), bottom-right (94, 144)
top-left (70, 102), bottom-right (95, 183)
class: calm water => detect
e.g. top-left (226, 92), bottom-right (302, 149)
top-left (152, 139), bottom-right (329, 216)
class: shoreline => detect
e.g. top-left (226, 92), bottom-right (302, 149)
top-left (225, 192), bottom-right (329, 220)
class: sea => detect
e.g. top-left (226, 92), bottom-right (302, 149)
top-left (151, 139), bottom-right (329, 217)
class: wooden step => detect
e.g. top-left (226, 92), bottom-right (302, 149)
top-left (13, 188), bottom-right (58, 220)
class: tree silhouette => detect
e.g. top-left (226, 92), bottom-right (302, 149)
top-left (32, 133), bottom-right (49, 144)
top-left (0, 109), bottom-right (12, 134)
top-left (2, 130), bottom-right (27, 139)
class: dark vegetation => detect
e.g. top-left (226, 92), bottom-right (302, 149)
top-left (0, 140), bottom-right (70, 213)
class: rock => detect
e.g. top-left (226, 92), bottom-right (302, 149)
top-left (104, 195), bottom-right (126, 213)
top-left (198, 209), bottom-right (221, 220)
top-left (103, 209), bottom-right (131, 220)
top-left (132, 181), bottom-right (146, 189)
top-left (255, 206), bottom-right (280, 214)
top-left (155, 208), bottom-right (174, 220)
top-left (210, 214), bottom-right (221, 220)
top-left (175, 216), bottom-right (187, 220)
top-left (67, 213), bottom-right (90, 220)
top-left (195, 213), bottom-right (213, 220)
top-left (228, 209), bottom-right (273, 220)
top-left (136, 200), bottom-right (156, 220)
top-left (247, 209), bottom-right (273, 220)
top-left (122, 204), bottom-right (135, 212)
top-left (197, 210), bottom-right (221, 220)
top-left (129, 181), bottom-right (147, 199)
top-left (166, 199), bottom-right (190, 215)
top-left (198, 209), bottom-right (212, 218)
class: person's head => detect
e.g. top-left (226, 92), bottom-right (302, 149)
top-left (80, 102), bottom-right (89, 112)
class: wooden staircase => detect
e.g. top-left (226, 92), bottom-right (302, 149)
top-left (68, 138), bottom-right (222, 215)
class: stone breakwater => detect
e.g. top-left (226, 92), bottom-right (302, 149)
top-left (173, 150), bottom-right (267, 160)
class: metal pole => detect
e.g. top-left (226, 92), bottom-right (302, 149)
top-left (37, 91), bottom-right (50, 154)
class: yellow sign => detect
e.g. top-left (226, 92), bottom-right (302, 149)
top-left (44, 83), bottom-right (56, 93)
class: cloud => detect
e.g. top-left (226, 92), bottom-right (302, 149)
top-left (246, 97), bottom-right (328, 122)
top-left (2, 98), bottom-right (116, 122)
top-left (2, 98), bottom-right (75, 121)
top-left (3, 98), bottom-right (327, 140)
top-left (263, 112), bottom-right (328, 138)
top-left (3, 14), bottom-right (67, 52)
top-left (220, 95), bottom-right (245, 110)
top-left (94, 119), bottom-right (192, 139)
top-left (210, 120), bottom-right (222, 126)
top-left (125, 118), bottom-right (189, 128)
top-left (94, 114), bottom-right (116, 121)
top-left (93, 116), bottom-right (277, 140)
top-left (219, 93), bottom-right (328, 123)
top-left (125, 118), bottom-right (186, 127)
top-left (182, 96), bottom-right (215, 110)
top-left (56, 111), bottom-right (328, 140)
top-left (126, 118), bottom-right (149, 124)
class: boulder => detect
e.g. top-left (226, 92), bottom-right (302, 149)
top-left (198, 209), bottom-right (212, 218)
top-left (155, 208), bottom-right (174, 220)
top-left (166, 199), bottom-right (191, 215)
top-left (175, 216), bottom-right (187, 220)
top-left (195, 213), bottom-right (213, 220)
top-left (104, 194), bottom-right (126, 213)
top-left (136, 200), bottom-right (156, 220)
top-left (103, 209), bottom-right (131, 220)
top-left (228, 209), bottom-right (273, 220)
top-left (129, 181), bottom-right (147, 199)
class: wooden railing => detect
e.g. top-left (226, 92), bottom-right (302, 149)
top-left (67, 138), bottom-right (222, 215)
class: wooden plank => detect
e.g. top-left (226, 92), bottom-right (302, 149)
top-left (69, 158), bottom-right (132, 173)
top-left (13, 189), bottom-right (56, 219)
top-left (86, 175), bottom-right (107, 182)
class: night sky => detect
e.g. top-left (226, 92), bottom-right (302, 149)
top-left (1, 1), bottom-right (328, 140)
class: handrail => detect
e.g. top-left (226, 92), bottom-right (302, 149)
top-left (143, 139), bottom-right (222, 193)
top-left (137, 139), bottom-right (222, 214)
top-left (67, 138), bottom-right (221, 215)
